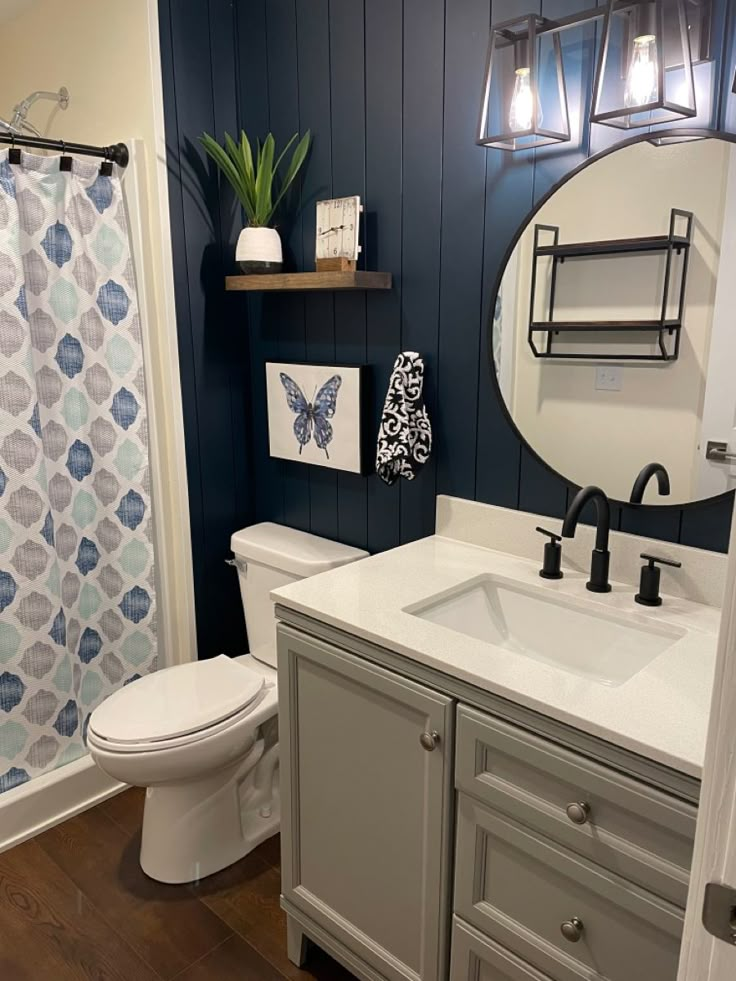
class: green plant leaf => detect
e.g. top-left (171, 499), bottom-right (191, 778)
top-left (201, 129), bottom-right (311, 229)
top-left (199, 133), bottom-right (254, 221)
top-left (273, 132), bottom-right (298, 176)
top-left (224, 132), bottom-right (255, 218)
top-left (239, 131), bottom-right (255, 187)
top-left (271, 130), bottom-right (311, 217)
top-left (254, 133), bottom-right (275, 225)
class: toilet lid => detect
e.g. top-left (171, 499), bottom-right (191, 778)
top-left (88, 655), bottom-right (265, 744)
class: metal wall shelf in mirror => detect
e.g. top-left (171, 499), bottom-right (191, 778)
top-left (529, 208), bottom-right (693, 362)
top-left (490, 128), bottom-right (736, 507)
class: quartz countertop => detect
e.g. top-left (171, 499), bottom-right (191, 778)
top-left (272, 535), bottom-right (720, 778)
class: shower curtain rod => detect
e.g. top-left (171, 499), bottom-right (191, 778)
top-left (0, 131), bottom-right (129, 167)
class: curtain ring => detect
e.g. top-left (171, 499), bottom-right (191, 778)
top-left (59, 139), bottom-right (73, 173)
top-left (9, 132), bottom-right (21, 166)
top-left (100, 145), bottom-right (113, 177)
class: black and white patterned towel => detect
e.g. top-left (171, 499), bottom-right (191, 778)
top-left (376, 352), bottom-right (432, 485)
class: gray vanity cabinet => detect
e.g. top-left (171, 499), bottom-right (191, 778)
top-left (276, 618), bottom-right (696, 981)
top-left (277, 626), bottom-right (455, 981)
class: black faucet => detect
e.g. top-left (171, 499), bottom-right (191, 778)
top-left (630, 463), bottom-right (671, 504)
top-left (561, 486), bottom-right (612, 593)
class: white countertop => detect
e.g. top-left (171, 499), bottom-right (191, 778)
top-left (272, 535), bottom-right (721, 778)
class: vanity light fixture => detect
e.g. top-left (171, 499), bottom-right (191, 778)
top-left (476, 15), bottom-right (570, 150)
top-left (591, 0), bottom-right (696, 128)
top-left (478, 0), bottom-right (711, 151)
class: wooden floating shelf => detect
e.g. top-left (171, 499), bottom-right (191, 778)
top-left (225, 271), bottom-right (392, 292)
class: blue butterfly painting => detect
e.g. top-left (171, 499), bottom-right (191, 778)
top-left (280, 372), bottom-right (342, 458)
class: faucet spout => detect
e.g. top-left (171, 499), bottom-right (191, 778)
top-left (630, 463), bottom-right (670, 504)
top-left (561, 486), bottom-right (612, 593)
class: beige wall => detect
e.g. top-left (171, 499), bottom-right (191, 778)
top-left (502, 139), bottom-right (729, 505)
top-left (0, 0), bottom-right (196, 663)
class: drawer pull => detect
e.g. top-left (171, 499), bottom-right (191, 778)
top-left (560, 917), bottom-right (584, 943)
top-left (420, 730), bottom-right (440, 752)
top-left (566, 801), bottom-right (591, 825)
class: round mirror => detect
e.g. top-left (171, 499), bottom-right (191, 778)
top-left (492, 131), bottom-right (736, 507)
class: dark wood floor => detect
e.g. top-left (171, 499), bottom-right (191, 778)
top-left (0, 788), bottom-right (356, 981)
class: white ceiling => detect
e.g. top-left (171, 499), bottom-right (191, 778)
top-left (0, 0), bottom-right (37, 26)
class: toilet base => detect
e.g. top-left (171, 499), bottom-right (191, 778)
top-left (139, 741), bottom-right (280, 884)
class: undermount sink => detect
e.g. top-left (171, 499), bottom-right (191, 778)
top-left (406, 575), bottom-right (685, 686)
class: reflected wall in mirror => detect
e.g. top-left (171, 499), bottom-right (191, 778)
top-left (492, 133), bottom-right (736, 507)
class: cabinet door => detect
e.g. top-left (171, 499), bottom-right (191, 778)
top-left (278, 625), bottom-right (454, 981)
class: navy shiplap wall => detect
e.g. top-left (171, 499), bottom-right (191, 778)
top-left (159, 0), bottom-right (735, 658)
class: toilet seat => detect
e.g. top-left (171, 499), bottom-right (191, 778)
top-left (88, 655), bottom-right (266, 752)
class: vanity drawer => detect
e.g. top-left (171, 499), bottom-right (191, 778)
top-left (451, 916), bottom-right (554, 981)
top-left (455, 706), bottom-right (695, 907)
top-left (455, 795), bottom-right (683, 981)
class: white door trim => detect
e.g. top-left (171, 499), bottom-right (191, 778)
top-left (115, 0), bottom-right (197, 669)
top-left (678, 497), bottom-right (736, 979)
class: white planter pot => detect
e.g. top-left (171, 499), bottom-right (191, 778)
top-left (236, 226), bottom-right (283, 274)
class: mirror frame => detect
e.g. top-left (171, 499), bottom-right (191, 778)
top-left (487, 126), bottom-right (736, 513)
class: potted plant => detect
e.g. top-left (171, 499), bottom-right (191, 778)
top-left (200, 129), bottom-right (311, 273)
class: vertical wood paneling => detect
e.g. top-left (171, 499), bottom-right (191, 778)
top-left (330, 0), bottom-right (369, 548)
top-left (163, 0), bottom-right (248, 657)
top-left (519, 449), bottom-right (568, 519)
top-left (296, 0), bottom-right (339, 541)
top-left (160, 1), bottom-right (736, 659)
top-left (400, 0), bottom-right (446, 544)
top-left (533, 0), bottom-right (596, 200)
top-left (434, 0), bottom-right (489, 502)
top-left (365, 0), bottom-right (403, 552)
top-left (680, 495), bottom-right (734, 554)
top-left (475, 0), bottom-right (534, 510)
top-left (237, 0), bottom-right (284, 528)
top-left (267, 0), bottom-right (311, 532)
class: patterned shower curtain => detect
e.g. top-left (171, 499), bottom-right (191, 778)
top-left (0, 150), bottom-right (157, 793)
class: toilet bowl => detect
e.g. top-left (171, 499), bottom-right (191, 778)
top-left (87, 523), bottom-right (367, 884)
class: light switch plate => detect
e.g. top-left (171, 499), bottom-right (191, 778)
top-left (595, 366), bottom-right (622, 392)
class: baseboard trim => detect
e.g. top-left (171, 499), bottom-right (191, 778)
top-left (0, 754), bottom-right (126, 853)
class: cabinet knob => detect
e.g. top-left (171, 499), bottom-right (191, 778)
top-left (419, 730), bottom-right (440, 752)
top-left (560, 917), bottom-right (584, 943)
top-left (566, 801), bottom-right (591, 825)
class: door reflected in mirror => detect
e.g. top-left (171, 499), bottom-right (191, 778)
top-left (492, 133), bottom-right (736, 506)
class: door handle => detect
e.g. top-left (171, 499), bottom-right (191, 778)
top-left (706, 440), bottom-right (736, 463)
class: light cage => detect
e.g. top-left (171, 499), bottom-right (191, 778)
top-left (477, 15), bottom-right (570, 151)
top-left (591, 0), bottom-right (696, 129)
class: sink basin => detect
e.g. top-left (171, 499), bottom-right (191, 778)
top-left (406, 575), bottom-right (685, 686)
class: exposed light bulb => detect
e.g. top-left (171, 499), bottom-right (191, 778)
top-left (624, 34), bottom-right (658, 108)
top-left (509, 67), bottom-right (534, 132)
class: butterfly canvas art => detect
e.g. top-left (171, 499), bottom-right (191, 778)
top-left (265, 362), bottom-right (365, 473)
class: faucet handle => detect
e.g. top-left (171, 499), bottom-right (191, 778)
top-left (536, 526), bottom-right (562, 543)
top-left (640, 553), bottom-right (682, 569)
top-left (636, 554), bottom-right (682, 607)
top-left (537, 527), bottom-right (563, 580)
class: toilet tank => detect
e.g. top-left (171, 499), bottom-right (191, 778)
top-left (230, 522), bottom-right (368, 668)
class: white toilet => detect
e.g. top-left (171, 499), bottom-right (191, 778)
top-left (87, 522), bottom-right (367, 884)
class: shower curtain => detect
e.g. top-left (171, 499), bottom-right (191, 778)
top-left (0, 150), bottom-right (157, 793)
